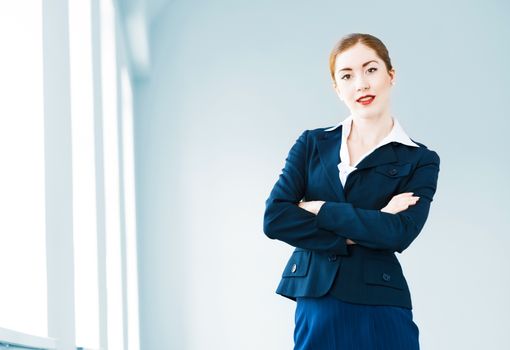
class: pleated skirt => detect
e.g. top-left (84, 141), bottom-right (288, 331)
top-left (294, 294), bottom-right (420, 350)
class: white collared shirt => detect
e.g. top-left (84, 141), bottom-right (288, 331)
top-left (324, 115), bottom-right (419, 187)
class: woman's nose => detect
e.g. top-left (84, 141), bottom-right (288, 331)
top-left (356, 77), bottom-right (370, 91)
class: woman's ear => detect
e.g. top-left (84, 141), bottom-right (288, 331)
top-left (389, 68), bottom-right (396, 85)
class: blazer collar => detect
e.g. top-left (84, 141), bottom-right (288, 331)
top-left (316, 124), bottom-right (403, 201)
top-left (324, 114), bottom-right (420, 149)
top-left (318, 124), bottom-right (400, 171)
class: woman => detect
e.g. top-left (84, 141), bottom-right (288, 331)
top-left (263, 33), bottom-right (440, 349)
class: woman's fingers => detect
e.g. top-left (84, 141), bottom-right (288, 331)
top-left (393, 192), bottom-right (414, 198)
top-left (381, 193), bottom-right (420, 214)
top-left (393, 193), bottom-right (420, 207)
top-left (298, 201), bottom-right (314, 213)
top-left (396, 196), bottom-right (419, 207)
top-left (298, 200), bottom-right (325, 215)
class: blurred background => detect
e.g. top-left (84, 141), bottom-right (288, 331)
top-left (0, 0), bottom-right (509, 349)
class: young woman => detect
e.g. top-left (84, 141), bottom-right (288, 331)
top-left (263, 33), bottom-right (440, 349)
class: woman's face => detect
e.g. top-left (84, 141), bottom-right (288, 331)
top-left (333, 43), bottom-right (395, 119)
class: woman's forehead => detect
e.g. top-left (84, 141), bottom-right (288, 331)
top-left (334, 45), bottom-right (380, 70)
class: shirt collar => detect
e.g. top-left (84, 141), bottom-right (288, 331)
top-left (325, 114), bottom-right (419, 148)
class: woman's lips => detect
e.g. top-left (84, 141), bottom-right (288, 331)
top-left (357, 95), bottom-right (375, 105)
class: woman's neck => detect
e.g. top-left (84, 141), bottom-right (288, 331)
top-left (348, 112), bottom-right (394, 147)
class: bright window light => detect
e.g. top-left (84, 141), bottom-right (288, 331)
top-left (121, 66), bottom-right (140, 350)
top-left (100, 0), bottom-right (125, 349)
top-left (68, 0), bottom-right (100, 348)
top-left (0, 1), bottom-right (47, 337)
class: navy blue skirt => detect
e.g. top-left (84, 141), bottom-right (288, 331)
top-left (294, 294), bottom-right (419, 350)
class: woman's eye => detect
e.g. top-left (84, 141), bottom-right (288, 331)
top-left (341, 74), bottom-right (351, 80)
top-left (368, 67), bottom-right (377, 73)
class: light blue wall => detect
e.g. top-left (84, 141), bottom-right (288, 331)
top-left (134, 1), bottom-right (510, 349)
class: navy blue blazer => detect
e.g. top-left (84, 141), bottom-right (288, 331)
top-left (263, 125), bottom-right (440, 309)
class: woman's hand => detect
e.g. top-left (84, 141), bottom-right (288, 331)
top-left (298, 201), bottom-right (357, 245)
top-left (297, 200), bottom-right (325, 215)
top-left (381, 192), bottom-right (420, 214)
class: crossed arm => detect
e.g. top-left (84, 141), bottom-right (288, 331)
top-left (298, 191), bottom-right (421, 244)
top-left (263, 130), bottom-right (440, 254)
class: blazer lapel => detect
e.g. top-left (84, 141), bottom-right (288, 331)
top-left (317, 131), bottom-right (401, 200)
top-left (342, 142), bottom-right (399, 195)
top-left (316, 128), bottom-right (346, 202)
top-left (355, 142), bottom-right (398, 170)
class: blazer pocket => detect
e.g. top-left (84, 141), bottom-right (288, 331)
top-left (363, 259), bottom-right (405, 290)
top-left (282, 250), bottom-right (311, 278)
top-left (374, 163), bottom-right (412, 178)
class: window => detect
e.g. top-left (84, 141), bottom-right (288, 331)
top-left (0, 1), bottom-right (47, 337)
top-left (0, 2), bottom-right (141, 348)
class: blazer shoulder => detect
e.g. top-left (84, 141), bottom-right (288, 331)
top-left (291, 127), bottom-right (329, 144)
top-left (405, 138), bottom-right (440, 165)
top-left (410, 138), bottom-right (427, 148)
top-left (305, 126), bottom-right (339, 139)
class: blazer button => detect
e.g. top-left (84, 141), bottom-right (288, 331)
top-left (388, 168), bottom-right (398, 176)
top-left (382, 273), bottom-right (391, 281)
top-left (328, 254), bottom-right (337, 262)
top-left (291, 264), bottom-right (297, 273)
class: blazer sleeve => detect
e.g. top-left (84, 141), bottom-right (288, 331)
top-left (263, 130), bottom-right (349, 255)
top-left (315, 149), bottom-right (440, 253)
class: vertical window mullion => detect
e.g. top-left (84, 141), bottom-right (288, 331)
top-left (99, 0), bottom-right (125, 349)
top-left (68, 0), bottom-right (101, 347)
top-left (42, 0), bottom-right (77, 348)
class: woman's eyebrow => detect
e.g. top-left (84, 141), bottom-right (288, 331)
top-left (338, 60), bottom-right (379, 72)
